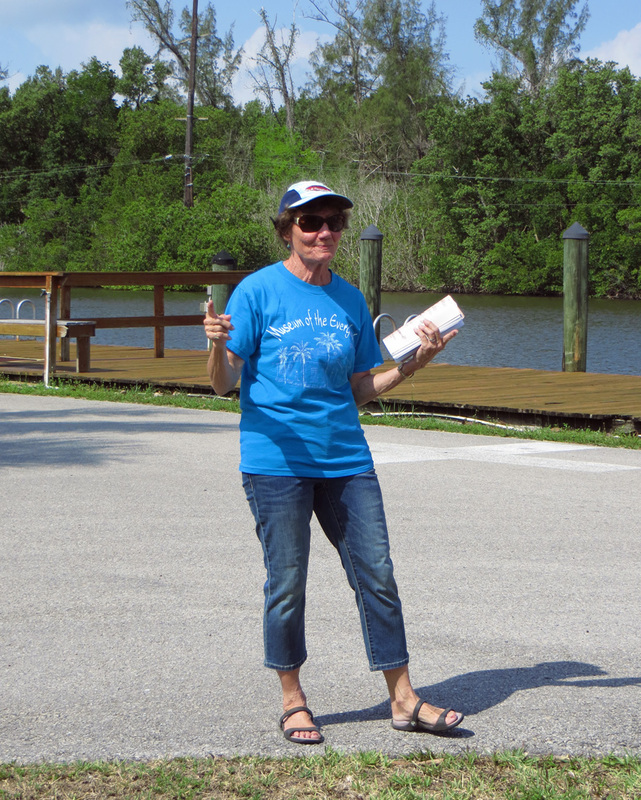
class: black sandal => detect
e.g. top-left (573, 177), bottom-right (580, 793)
top-left (392, 700), bottom-right (464, 733)
top-left (279, 705), bottom-right (324, 744)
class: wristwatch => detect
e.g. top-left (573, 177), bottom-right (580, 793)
top-left (397, 360), bottom-right (415, 379)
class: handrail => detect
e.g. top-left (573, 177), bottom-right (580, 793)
top-left (373, 312), bottom-right (397, 338)
top-left (0, 298), bottom-right (15, 317)
top-left (16, 298), bottom-right (37, 340)
top-left (17, 299), bottom-right (36, 318)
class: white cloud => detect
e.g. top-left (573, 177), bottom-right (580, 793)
top-left (3, 11), bottom-right (328, 107)
top-left (458, 70), bottom-right (492, 98)
top-left (582, 22), bottom-right (641, 76)
top-left (6, 71), bottom-right (28, 95)
top-left (232, 25), bottom-right (328, 107)
top-left (231, 27), bottom-right (264, 106)
top-left (293, 30), bottom-right (325, 66)
top-left (24, 21), bottom-right (156, 74)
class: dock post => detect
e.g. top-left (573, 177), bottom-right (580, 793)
top-left (360, 225), bottom-right (384, 329)
top-left (210, 250), bottom-right (238, 314)
top-left (59, 286), bottom-right (71, 362)
top-left (43, 275), bottom-right (59, 387)
top-left (562, 222), bottom-right (589, 372)
top-left (154, 285), bottom-right (165, 358)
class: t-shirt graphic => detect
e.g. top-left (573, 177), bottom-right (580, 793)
top-left (225, 262), bottom-right (383, 477)
top-left (271, 313), bottom-right (354, 389)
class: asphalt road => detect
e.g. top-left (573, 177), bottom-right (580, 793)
top-left (1, 393), bottom-right (640, 763)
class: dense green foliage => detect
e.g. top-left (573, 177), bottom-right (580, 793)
top-left (1, 2), bottom-right (640, 297)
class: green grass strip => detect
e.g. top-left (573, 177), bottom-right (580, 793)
top-left (1, 751), bottom-right (640, 799)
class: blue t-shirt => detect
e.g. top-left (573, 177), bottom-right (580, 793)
top-left (225, 262), bottom-right (383, 477)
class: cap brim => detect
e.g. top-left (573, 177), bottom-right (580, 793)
top-left (284, 192), bottom-right (353, 212)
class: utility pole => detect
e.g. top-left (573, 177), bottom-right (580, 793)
top-left (184, 0), bottom-right (199, 208)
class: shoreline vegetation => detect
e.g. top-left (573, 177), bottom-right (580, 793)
top-left (1, 378), bottom-right (640, 449)
top-left (1, 750), bottom-right (640, 799)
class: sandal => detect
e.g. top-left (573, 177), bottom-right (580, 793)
top-left (279, 705), bottom-right (324, 744)
top-left (392, 700), bottom-right (464, 733)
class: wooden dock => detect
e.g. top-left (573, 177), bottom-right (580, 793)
top-left (1, 339), bottom-right (640, 432)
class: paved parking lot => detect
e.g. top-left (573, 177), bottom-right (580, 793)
top-left (1, 393), bottom-right (640, 762)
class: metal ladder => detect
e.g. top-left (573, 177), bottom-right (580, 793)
top-left (0, 298), bottom-right (38, 339)
top-left (373, 312), bottom-right (418, 338)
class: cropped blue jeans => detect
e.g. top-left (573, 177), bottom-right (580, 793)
top-left (242, 469), bottom-right (409, 672)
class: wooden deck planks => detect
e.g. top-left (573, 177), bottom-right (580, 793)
top-left (1, 338), bottom-right (640, 426)
top-left (384, 364), bottom-right (641, 418)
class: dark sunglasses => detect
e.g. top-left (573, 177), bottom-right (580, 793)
top-left (293, 213), bottom-right (346, 233)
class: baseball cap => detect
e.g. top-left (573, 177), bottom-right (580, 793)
top-left (278, 181), bottom-right (353, 214)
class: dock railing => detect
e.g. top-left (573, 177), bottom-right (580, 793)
top-left (0, 270), bottom-right (252, 384)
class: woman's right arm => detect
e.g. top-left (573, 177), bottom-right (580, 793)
top-left (204, 300), bottom-right (245, 395)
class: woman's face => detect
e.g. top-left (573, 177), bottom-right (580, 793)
top-left (283, 203), bottom-right (344, 269)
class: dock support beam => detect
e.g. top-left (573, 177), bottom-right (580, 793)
top-left (562, 222), bottom-right (589, 372)
top-left (43, 275), bottom-right (59, 388)
top-left (210, 250), bottom-right (239, 315)
top-left (154, 285), bottom-right (165, 358)
top-left (360, 225), bottom-right (384, 328)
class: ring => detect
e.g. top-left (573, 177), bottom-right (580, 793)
top-left (428, 336), bottom-right (437, 344)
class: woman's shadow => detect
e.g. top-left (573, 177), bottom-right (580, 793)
top-left (314, 661), bottom-right (641, 737)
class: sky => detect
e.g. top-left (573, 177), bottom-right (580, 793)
top-left (1, 0), bottom-right (641, 105)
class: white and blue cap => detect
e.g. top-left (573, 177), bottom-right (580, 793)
top-left (278, 180), bottom-right (353, 214)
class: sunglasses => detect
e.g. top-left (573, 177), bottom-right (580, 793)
top-left (293, 213), bottom-right (346, 233)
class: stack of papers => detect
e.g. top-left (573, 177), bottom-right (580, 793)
top-left (382, 295), bottom-right (464, 362)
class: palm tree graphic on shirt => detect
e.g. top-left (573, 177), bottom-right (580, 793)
top-left (315, 331), bottom-right (345, 384)
top-left (276, 332), bottom-right (346, 387)
top-left (315, 331), bottom-right (343, 357)
top-left (277, 346), bottom-right (290, 382)
top-left (289, 340), bottom-right (314, 385)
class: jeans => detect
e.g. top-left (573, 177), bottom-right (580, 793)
top-left (242, 469), bottom-right (409, 672)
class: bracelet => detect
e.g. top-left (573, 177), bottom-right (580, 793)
top-left (397, 360), bottom-right (415, 379)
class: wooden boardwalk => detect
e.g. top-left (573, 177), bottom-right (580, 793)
top-left (2, 339), bottom-right (640, 431)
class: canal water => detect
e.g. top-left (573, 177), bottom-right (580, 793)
top-left (1, 287), bottom-right (640, 376)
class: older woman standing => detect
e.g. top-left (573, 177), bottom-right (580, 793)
top-left (204, 181), bottom-right (463, 744)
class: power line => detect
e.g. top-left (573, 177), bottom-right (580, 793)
top-left (2, 152), bottom-right (641, 191)
top-left (0, 155), bottom-right (202, 182)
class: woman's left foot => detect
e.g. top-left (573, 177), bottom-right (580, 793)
top-left (392, 699), bottom-right (464, 733)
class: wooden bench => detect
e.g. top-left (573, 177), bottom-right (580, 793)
top-left (0, 319), bottom-right (96, 372)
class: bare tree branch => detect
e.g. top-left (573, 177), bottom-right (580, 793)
top-left (249, 7), bottom-right (298, 129)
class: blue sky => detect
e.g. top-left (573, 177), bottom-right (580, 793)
top-left (1, 0), bottom-right (640, 104)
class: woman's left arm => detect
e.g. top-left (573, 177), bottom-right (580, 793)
top-left (350, 320), bottom-right (458, 407)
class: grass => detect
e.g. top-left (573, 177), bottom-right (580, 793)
top-left (359, 403), bottom-right (641, 449)
top-left (0, 377), bottom-right (241, 414)
top-left (1, 751), bottom-right (640, 799)
top-left (1, 376), bottom-right (640, 450)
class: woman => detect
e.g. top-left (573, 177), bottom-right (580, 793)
top-left (204, 180), bottom-right (463, 744)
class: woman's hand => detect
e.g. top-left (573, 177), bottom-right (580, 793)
top-left (350, 321), bottom-right (459, 407)
top-left (410, 320), bottom-right (458, 370)
top-left (204, 300), bottom-right (244, 395)
top-left (203, 300), bottom-right (234, 344)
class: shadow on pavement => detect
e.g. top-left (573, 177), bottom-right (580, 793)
top-left (315, 661), bottom-right (641, 730)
